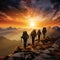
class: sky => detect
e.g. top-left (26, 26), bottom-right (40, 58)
top-left (0, 0), bottom-right (60, 28)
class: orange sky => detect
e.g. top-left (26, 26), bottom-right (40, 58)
top-left (0, 0), bottom-right (60, 28)
top-left (0, 18), bottom-right (60, 28)
top-left (0, 9), bottom-right (60, 28)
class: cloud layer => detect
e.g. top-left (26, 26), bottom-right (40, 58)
top-left (0, 0), bottom-right (60, 28)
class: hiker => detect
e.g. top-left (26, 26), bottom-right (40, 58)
top-left (21, 31), bottom-right (29, 49)
top-left (31, 30), bottom-right (36, 47)
top-left (42, 27), bottom-right (47, 39)
top-left (37, 29), bottom-right (41, 42)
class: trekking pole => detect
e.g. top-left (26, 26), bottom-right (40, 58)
top-left (21, 38), bottom-right (23, 47)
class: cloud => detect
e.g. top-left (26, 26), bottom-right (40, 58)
top-left (0, 0), bottom-right (21, 10)
top-left (0, 0), bottom-right (60, 28)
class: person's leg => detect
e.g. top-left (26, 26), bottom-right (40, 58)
top-left (32, 37), bottom-right (34, 47)
top-left (24, 40), bottom-right (27, 49)
top-left (38, 35), bottom-right (40, 42)
top-left (43, 34), bottom-right (45, 39)
top-left (43, 35), bottom-right (45, 39)
top-left (39, 35), bottom-right (41, 42)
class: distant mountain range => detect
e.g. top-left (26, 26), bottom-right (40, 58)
top-left (0, 27), bottom-right (17, 31)
top-left (6, 27), bottom-right (17, 30)
top-left (52, 26), bottom-right (60, 31)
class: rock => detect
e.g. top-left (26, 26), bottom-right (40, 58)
top-left (42, 49), bottom-right (50, 54)
top-left (12, 52), bottom-right (24, 57)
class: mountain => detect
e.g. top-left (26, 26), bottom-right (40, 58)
top-left (52, 26), bottom-right (60, 31)
top-left (46, 26), bottom-right (60, 38)
top-left (0, 36), bottom-right (9, 41)
top-left (0, 28), bottom-right (5, 31)
top-left (0, 28), bottom-right (3, 30)
top-left (0, 27), bottom-right (17, 31)
top-left (0, 36), bottom-right (20, 56)
top-left (6, 27), bottom-right (17, 30)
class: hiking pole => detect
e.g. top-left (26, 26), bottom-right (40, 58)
top-left (21, 38), bottom-right (23, 47)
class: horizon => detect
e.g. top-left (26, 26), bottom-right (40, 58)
top-left (0, 25), bottom-right (60, 29)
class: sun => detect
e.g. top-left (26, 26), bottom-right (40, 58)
top-left (29, 20), bottom-right (36, 28)
top-left (27, 16), bottom-right (37, 28)
top-left (30, 21), bottom-right (35, 27)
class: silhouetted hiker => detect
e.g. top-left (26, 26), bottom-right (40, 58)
top-left (21, 31), bottom-right (29, 49)
top-left (31, 30), bottom-right (36, 47)
top-left (42, 27), bottom-right (47, 39)
top-left (37, 29), bottom-right (41, 42)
